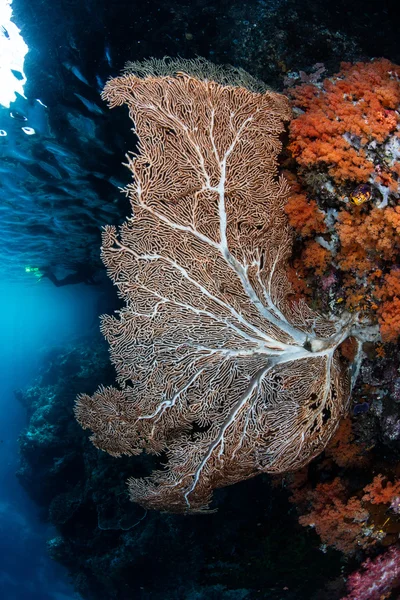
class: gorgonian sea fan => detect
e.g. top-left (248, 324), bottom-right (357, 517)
top-left (75, 59), bottom-right (359, 513)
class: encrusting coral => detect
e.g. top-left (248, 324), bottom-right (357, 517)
top-left (75, 58), bottom-right (368, 513)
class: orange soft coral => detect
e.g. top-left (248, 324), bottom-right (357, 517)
top-left (336, 206), bottom-right (400, 274)
top-left (283, 170), bottom-right (326, 237)
top-left (297, 478), bottom-right (371, 554)
top-left (301, 239), bottom-right (330, 276)
top-left (332, 207), bottom-right (400, 337)
top-left (285, 193), bottom-right (326, 237)
top-left (363, 475), bottom-right (400, 505)
top-left (378, 297), bottom-right (400, 343)
top-left (289, 59), bottom-right (400, 184)
top-left (375, 268), bottom-right (400, 302)
top-left (286, 264), bottom-right (311, 299)
top-left (294, 472), bottom-right (400, 554)
top-left (374, 269), bottom-right (400, 341)
top-left (325, 417), bottom-right (367, 468)
top-left (287, 59), bottom-right (400, 342)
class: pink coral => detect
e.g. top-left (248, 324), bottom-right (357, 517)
top-left (342, 546), bottom-right (400, 600)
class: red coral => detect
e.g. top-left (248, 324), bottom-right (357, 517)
top-left (283, 170), bottom-right (326, 237)
top-left (287, 59), bottom-right (400, 343)
top-left (292, 469), bottom-right (400, 555)
top-left (286, 264), bottom-right (311, 300)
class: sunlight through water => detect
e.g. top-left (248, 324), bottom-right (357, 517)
top-left (0, 0), bottom-right (28, 107)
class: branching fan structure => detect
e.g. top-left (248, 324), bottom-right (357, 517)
top-left (75, 60), bottom-right (359, 513)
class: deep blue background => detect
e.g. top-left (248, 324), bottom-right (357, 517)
top-left (0, 283), bottom-right (99, 599)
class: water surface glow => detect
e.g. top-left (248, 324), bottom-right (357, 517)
top-left (0, 0), bottom-right (28, 107)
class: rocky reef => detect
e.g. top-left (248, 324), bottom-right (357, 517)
top-left (17, 336), bottom-right (351, 600)
top-left (16, 325), bottom-right (400, 599)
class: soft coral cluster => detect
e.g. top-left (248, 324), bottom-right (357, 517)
top-left (287, 59), bottom-right (400, 342)
top-left (296, 477), bottom-right (372, 555)
top-left (375, 267), bottom-right (400, 342)
top-left (378, 298), bottom-right (400, 343)
top-left (335, 206), bottom-right (400, 325)
top-left (324, 416), bottom-right (367, 468)
top-left (291, 470), bottom-right (400, 555)
top-left (284, 172), bottom-right (331, 279)
top-left (342, 545), bottom-right (400, 600)
top-left (287, 419), bottom-right (400, 555)
top-left (289, 58), bottom-right (400, 187)
top-left (363, 474), bottom-right (400, 505)
top-left (284, 172), bottom-right (326, 237)
top-left (336, 206), bottom-right (400, 272)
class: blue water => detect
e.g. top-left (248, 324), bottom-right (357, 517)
top-left (0, 282), bottom-right (99, 600)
